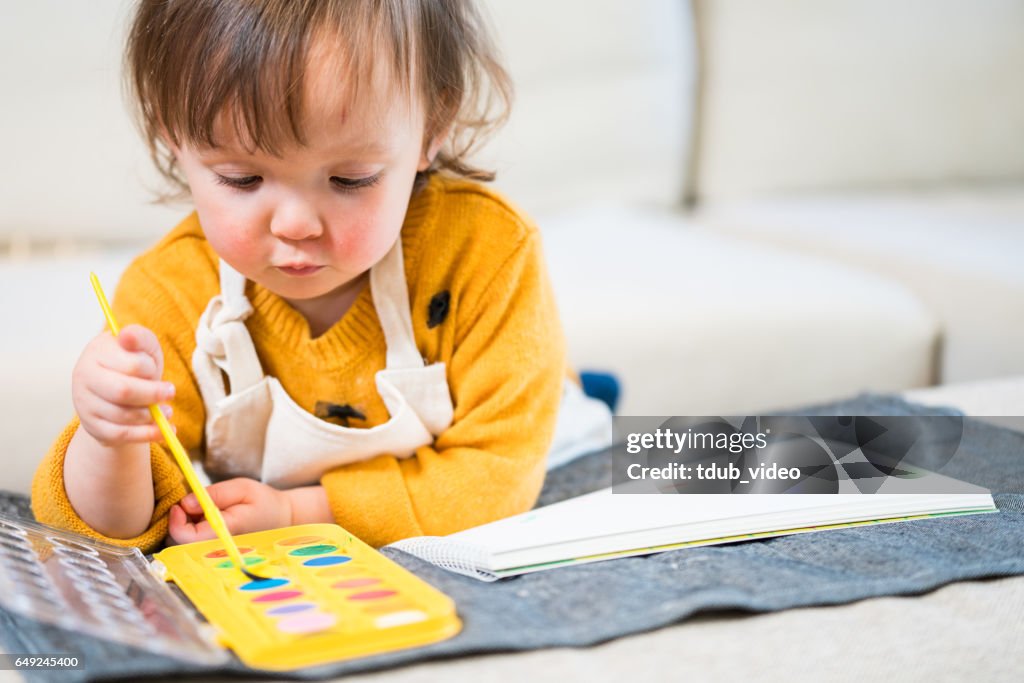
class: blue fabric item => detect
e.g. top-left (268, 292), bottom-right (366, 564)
top-left (2, 394), bottom-right (1023, 682)
top-left (579, 371), bottom-right (620, 412)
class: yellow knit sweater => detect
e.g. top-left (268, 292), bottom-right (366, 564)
top-left (31, 174), bottom-right (566, 551)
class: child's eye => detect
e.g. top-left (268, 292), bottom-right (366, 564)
top-left (330, 173), bottom-right (382, 193)
top-left (215, 175), bottom-right (262, 190)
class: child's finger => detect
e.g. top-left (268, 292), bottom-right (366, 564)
top-left (180, 493), bottom-right (204, 516)
top-left (98, 347), bottom-right (159, 380)
top-left (168, 504), bottom-right (213, 544)
top-left (219, 505), bottom-right (257, 535)
top-left (179, 485), bottom-right (258, 535)
top-left (117, 325), bottom-right (164, 368)
top-left (81, 417), bottom-right (164, 445)
top-left (89, 401), bottom-right (171, 427)
top-left (87, 368), bottom-right (174, 407)
top-left (180, 488), bottom-right (242, 516)
top-left (167, 504), bottom-right (188, 543)
top-left (204, 479), bottom-right (254, 511)
top-left (185, 518), bottom-right (217, 543)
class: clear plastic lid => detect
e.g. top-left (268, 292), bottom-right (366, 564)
top-left (0, 513), bottom-right (227, 665)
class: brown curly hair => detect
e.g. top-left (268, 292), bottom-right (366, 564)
top-left (124, 0), bottom-right (512, 200)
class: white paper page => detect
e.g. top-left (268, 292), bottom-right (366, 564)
top-left (448, 465), bottom-right (991, 560)
top-left (492, 493), bottom-right (995, 570)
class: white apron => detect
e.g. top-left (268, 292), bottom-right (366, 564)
top-left (191, 237), bottom-right (611, 489)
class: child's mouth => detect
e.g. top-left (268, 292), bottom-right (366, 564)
top-left (277, 265), bottom-right (324, 277)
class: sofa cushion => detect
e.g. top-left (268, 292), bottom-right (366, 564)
top-left (478, 0), bottom-right (696, 214)
top-left (690, 0), bottom-right (1024, 201)
top-left (540, 204), bottom-right (939, 416)
top-left (696, 187), bottom-right (1024, 382)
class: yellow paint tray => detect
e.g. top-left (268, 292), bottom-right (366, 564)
top-left (153, 523), bottom-right (461, 670)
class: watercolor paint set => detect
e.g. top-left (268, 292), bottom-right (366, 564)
top-left (153, 522), bottom-right (461, 669)
top-left (0, 513), bottom-right (461, 670)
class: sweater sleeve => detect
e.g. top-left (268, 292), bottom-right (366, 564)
top-left (30, 263), bottom-right (202, 553)
top-left (320, 229), bottom-right (566, 547)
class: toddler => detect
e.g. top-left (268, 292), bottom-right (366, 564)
top-left (32, 0), bottom-right (609, 551)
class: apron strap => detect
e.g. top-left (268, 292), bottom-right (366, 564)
top-left (370, 237), bottom-right (424, 370)
top-left (193, 261), bottom-right (265, 399)
top-left (218, 259), bottom-right (249, 306)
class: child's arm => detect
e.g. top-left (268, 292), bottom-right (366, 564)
top-left (60, 323), bottom-right (173, 540)
top-left (62, 324), bottom-right (173, 538)
top-left (320, 228), bottom-right (565, 547)
top-left (32, 257), bottom-right (201, 551)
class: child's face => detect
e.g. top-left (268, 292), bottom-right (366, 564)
top-left (170, 57), bottom-right (433, 309)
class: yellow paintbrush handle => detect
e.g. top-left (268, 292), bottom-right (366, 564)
top-left (90, 273), bottom-right (120, 336)
top-left (147, 405), bottom-right (247, 567)
top-left (89, 273), bottom-right (258, 579)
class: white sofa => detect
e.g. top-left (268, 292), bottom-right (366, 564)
top-left (478, 0), bottom-right (952, 416)
top-left (1, 1), bottom-right (1021, 498)
top-left (688, 0), bottom-right (1024, 385)
top-left (483, 0), bottom-right (1023, 414)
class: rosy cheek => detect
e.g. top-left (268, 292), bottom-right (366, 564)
top-left (201, 215), bottom-right (258, 265)
top-left (357, 190), bottom-right (409, 251)
top-left (328, 219), bottom-right (377, 262)
top-left (215, 230), bottom-right (251, 258)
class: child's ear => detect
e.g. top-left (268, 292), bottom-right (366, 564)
top-left (417, 125), bottom-right (452, 172)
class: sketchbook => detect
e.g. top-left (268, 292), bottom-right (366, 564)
top-left (387, 466), bottom-right (996, 581)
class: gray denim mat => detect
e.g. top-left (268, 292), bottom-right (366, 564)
top-left (3, 394), bottom-right (1023, 682)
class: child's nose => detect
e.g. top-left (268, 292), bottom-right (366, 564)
top-left (269, 200), bottom-right (324, 241)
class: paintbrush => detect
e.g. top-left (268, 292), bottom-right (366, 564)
top-left (89, 272), bottom-right (265, 581)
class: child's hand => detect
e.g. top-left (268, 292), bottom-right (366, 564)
top-left (71, 324), bottom-right (175, 447)
top-left (167, 478), bottom-right (293, 545)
